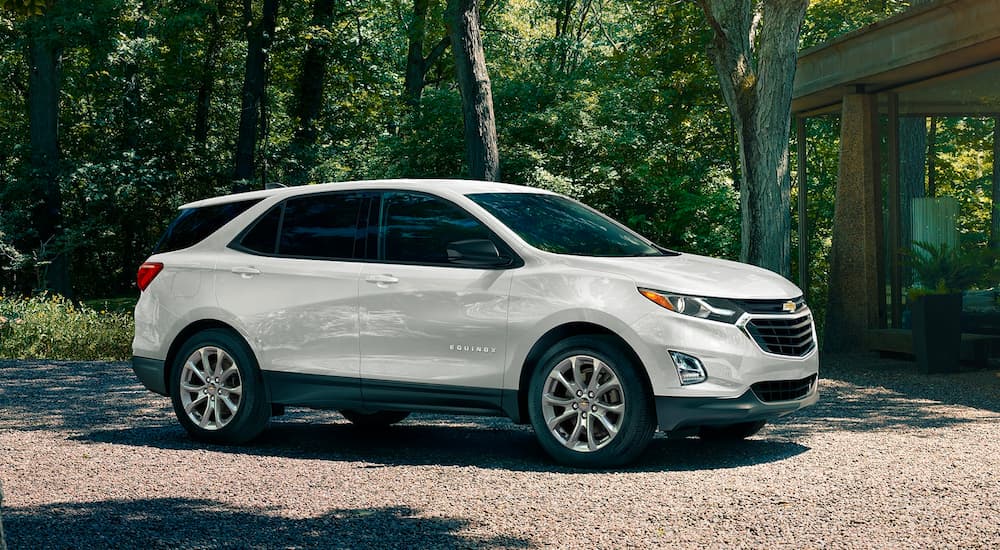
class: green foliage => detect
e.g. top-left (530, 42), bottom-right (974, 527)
top-left (0, 0), bottom-right (50, 17)
top-left (905, 241), bottom-right (995, 297)
top-left (0, 0), bottom-right (993, 356)
top-left (0, 292), bottom-right (133, 360)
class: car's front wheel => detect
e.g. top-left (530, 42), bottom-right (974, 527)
top-left (528, 336), bottom-right (655, 468)
top-left (170, 329), bottom-right (270, 444)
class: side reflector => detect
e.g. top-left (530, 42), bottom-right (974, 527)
top-left (137, 262), bottom-right (164, 291)
top-left (639, 289), bottom-right (675, 311)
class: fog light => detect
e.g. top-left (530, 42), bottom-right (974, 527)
top-left (669, 351), bottom-right (707, 385)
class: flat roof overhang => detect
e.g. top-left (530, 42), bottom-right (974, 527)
top-left (792, 0), bottom-right (1000, 116)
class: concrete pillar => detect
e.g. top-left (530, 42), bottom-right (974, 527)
top-left (825, 93), bottom-right (882, 352)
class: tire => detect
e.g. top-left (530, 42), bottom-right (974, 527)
top-left (340, 410), bottom-right (410, 427)
top-left (698, 420), bottom-right (766, 441)
top-left (170, 329), bottom-right (270, 444)
top-left (527, 336), bottom-right (656, 468)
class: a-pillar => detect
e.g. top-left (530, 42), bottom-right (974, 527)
top-left (825, 92), bottom-right (883, 352)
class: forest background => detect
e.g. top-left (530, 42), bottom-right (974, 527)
top-left (0, 0), bottom-right (996, 359)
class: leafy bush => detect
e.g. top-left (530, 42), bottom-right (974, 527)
top-left (0, 293), bottom-right (132, 360)
top-left (905, 241), bottom-right (996, 297)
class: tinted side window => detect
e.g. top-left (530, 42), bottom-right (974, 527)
top-left (154, 199), bottom-right (261, 253)
top-left (380, 192), bottom-right (493, 264)
top-left (239, 205), bottom-right (282, 254)
top-left (278, 193), bottom-right (364, 259)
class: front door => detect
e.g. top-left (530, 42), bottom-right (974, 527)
top-left (357, 191), bottom-right (513, 411)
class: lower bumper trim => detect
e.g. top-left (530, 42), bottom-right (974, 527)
top-left (655, 387), bottom-right (818, 432)
top-left (131, 356), bottom-right (168, 396)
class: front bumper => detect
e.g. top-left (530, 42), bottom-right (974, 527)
top-left (131, 356), bottom-right (168, 396)
top-left (655, 384), bottom-right (819, 432)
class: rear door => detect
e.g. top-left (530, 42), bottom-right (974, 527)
top-left (215, 191), bottom-right (370, 408)
top-left (357, 191), bottom-right (515, 412)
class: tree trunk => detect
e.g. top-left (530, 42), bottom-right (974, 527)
top-left (899, 116), bottom-right (926, 277)
top-left (194, 3), bottom-right (225, 145)
top-left (234, 0), bottom-right (279, 187)
top-left (404, 0), bottom-right (450, 106)
top-left (122, 3), bottom-right (148, 151)
top-left (926, 116), bottom-right (938, 197)
top-left (992, 116), bottom-right (999, 252)
top-left (27, 19), bottom-right (70, 295)
top-left (698, 0), bottom-right (808, 277)
top-left (447, 0), bottom-right (499, 181)
top-left (291, 0), bottom-right (335, 151)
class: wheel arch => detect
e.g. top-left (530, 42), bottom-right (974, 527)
top-left (163, 319), bottom-right (256, 397)
top-left (508, 322), bottom-right (653, 424)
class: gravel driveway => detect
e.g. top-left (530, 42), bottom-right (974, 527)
top-left (1, 355), bottom-right (998, 549)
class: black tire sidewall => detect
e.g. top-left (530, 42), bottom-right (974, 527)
top-left (528, 336), bottom-right (655, 468)
top-left (170, 328), bottom-right (269, 444)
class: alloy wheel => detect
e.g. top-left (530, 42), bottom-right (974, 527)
top-left (540, 354), bottom-right (625, 452)
top-left (179, 346), bottom-right (243, 430)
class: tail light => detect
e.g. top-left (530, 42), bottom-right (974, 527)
top-left (137, 262), bottom-right (164, 291)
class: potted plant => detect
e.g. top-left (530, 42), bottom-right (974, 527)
top-left (906, 241), bottom-right (991, 374)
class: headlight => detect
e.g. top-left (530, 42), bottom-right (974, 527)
top-left (638, 288), bottom-right (743, 324)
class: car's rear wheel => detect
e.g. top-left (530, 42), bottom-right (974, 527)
top-left (170, 329), bottom-right (270, 444)
top-left (339, 410), bottom-right (410, 427)
top-left (698, 420), bottom-right (766, 441)
top-left (528, 336), bottom-right (655, 468)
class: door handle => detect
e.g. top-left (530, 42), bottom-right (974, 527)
top-left (231, 266), bottom-right (261, 278)
top-left (365, 274), bottom-right (399, 286)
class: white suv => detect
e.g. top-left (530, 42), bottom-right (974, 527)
top-left (132, 179), bottom-right (818, 467)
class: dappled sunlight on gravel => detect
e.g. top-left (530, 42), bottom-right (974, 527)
top-left (1, 356), bottom-right (998, 548)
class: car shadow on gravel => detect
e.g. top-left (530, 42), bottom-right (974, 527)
top-left (74, 420), bottom-right (809, 473)
top-left (3, 499), bottom-right (533, 549)
top-left (764, 353), bottom-right (1000, 440)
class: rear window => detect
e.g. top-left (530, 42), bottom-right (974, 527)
top-left (154, 199), bottom-right (261, 254)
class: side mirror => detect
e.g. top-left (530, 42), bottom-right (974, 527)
top-left (446, 239), bottom-right (511, 267)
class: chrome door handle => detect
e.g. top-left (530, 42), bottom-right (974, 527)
top-left (231, 266), bottom-right (261, 278)
top-left (365, 274), bottom-right (399, 286)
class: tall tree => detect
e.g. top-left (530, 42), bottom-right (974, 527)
top-left (122, 1), bottom-right (148, 151)
top-left (992, 117), bottom-right (1000, 252)
top-left (446, 0), bottom-right (499, 181)
top-left (697, 0), bottom-right (808, 277)
top-left (25, 8), bottom-right (70, 294)
top-left (291, 0), bottom-right (334, 140)
top-left (234, 0), bottom-right (279, 187)
top-left (403, 0), bottom-right (450, 107)
top-left (194, 0), bottom-right (227, 145)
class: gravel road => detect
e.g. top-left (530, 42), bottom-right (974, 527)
top-left (1, 355), bottom-right (998, 549)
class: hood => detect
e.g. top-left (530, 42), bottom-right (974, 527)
top-left (568, 253), bottom-right (802, 300)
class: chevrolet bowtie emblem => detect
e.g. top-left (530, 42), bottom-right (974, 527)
top-left (782, 301), bottom-right (797, 313)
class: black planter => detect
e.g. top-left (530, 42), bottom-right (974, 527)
top-left (911, 293), bottom-right (962, 374)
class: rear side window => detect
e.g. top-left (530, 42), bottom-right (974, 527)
top-left (154, 199), bottom-right (261, 253)
top-left (279, 193), bottom-right (365, 259)
top-left (379, 192), bottom-right (494, 264)
top-left (234, 193), bottom-right (366, 259)
top-left (240, 205), bottom-right (282, 254)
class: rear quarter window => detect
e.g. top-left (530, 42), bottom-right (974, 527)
top-left (154, 199), bottom-right (261, 254)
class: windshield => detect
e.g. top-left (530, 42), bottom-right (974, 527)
top-left (467, 192), bottom-right (668, 257)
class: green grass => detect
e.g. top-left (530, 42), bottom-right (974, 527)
top-left (81, 296), bottom-right (138, 314)
top-left (0, 293), bottom-right (133, 361)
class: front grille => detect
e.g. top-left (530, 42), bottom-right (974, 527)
top-left (744, 314), bottom-right (815, 357)
top-left (752, 374), bottom-right (817, 402)
top-left (734, 296), bottom-right (806, 314)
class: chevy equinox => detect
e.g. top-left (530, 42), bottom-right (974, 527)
top-left (132, 179), bottom-right (818, 467)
